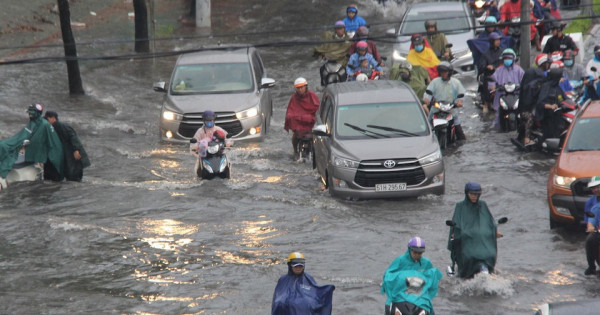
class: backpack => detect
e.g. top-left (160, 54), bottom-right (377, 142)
top-left (520, 76), bottom-right (545, 112)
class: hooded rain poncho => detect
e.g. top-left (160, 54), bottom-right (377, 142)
top-left (271, 265), bottom-right (335, 315)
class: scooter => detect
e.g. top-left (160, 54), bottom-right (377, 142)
top-left (354, 70), bottom-right (381, 81)
top-left (426, 90), bottom-right (464, 149)
top-left (383, 268), bottom-right (441, 315)
top-left (446, 217), bottom-right (508, 277)
top-left (0, 140), bottom-right (43, 190)
top-left (294, 129), bottom-right (313, 163)
top-left (507, 17), bottom-right (521, 56)
top-left (320, 59), bottom-right (347, 86)
top-left (584, 210), bottom-right (600, 278)
top-left (497, 82), bottom-right (520, 132)
top-left (468, 0), bottom-right (491, 25)
top-left (190, 134), bottom-right (231, 180)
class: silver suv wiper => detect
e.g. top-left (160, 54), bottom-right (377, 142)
top-left (366, 124), bottom-right (419, 137)
top-left (343, 123), bottom-right (388, 138)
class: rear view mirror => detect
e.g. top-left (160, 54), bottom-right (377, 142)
top-left (312, 124), bottom-right (329, 137)
top-left (190, 138), bottom-right (198, 144)
top-left (445, 220), bottom-right (456, 227)
top-left (497, 217), bottom-right (508, 224)
top-left (153, 81), bottom-right (167, 92)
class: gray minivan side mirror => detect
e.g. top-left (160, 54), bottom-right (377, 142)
top-left (260, 78), bottom-right (276, 89)
top-left (153, 82), bottom-right (167, 93)
top-left (313, 124), bottom-right (329, 137)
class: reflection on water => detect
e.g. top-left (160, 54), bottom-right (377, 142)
top-left (543, 269), bottom-right (578, 286)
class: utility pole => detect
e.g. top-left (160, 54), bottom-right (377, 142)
top-left (57, 0), bottom-right (84, 95)
top-left (520, 0), bottom-right (531, 70)
top-left (133, 0), bottom-right (150, 53)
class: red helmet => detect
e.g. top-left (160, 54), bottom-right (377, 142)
top-left (535, 53), bottom-right (549, 67)
top-left (550, 51), bottom-right (564, 62)
top-left (356, 41), bottom-right (368, 50)
top-left (550, 60), bottom-right (564, 69)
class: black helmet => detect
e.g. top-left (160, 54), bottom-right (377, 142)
top-left (437, 61), bottom-right (453, 79)
top-left (548, 67), bottom-right (564, 82)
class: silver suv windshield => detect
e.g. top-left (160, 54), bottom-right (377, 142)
top-left (565, 117), bottom-right (600, 152)
top-left (400, 10), bottom-right (469, 34)
top-left (170, 63), bottom-right (254, 94)
top-left (336, 102), bottom-right (429, 139)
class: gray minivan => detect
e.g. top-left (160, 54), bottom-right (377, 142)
top-left (312, 80), bottom-right (444, 199)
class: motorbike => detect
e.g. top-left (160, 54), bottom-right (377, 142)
top-left (382, 268), bottom-right (442, 315)
top-left (468, 0), bottom-right (491, 25)
top-left (294, 129), bottom-right (313, 162)
top-left (497, 82), bottom-right (520, 132)
top-left (506, 17), bottom-right (521, 56)
top-left (426, 90), bottom-right (464, 149)
top-left (446, 217), bottom-right (508, 277)
top-left (190, 133), bottom-right (231, 180)
top-left (585, 210), bottom-right (600, 277)
top-left (354, 70), bottom-right (381, 81)
top-left (0, 140), bottom-right (43, 190)
top-left (319, 59), bottom-right (347, 86)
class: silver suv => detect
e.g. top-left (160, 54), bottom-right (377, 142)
top-left (154, 47), bottom-right (276, 142)
top-left (312, 80), bottom-right (445, 199)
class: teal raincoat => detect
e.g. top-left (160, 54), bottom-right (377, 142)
top-left (381, 249), bottom-right (442, 313)
top-left (447, 195), bottom-right (498, 278)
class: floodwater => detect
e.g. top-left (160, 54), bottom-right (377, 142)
top-left (0, 0), bottom-right (599, 314)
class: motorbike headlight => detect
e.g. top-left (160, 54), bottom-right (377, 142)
top-left (236, 106), bottom-right (259, 119)
top-left (504, 83), bottom-right (516, 93)
top-left (440, 103), bottom-right (453, 111)
top-left (419, 150), bottom-right (442, 165)
top-left (333, 156), bottom-right (360, 169)
top-left (207, 144), bottom-right (220, 154)
top-left (162, 110), bottom-right (183, 121)
top-left (553, 175), bottom-right (576, 189)
top-left (393, 50), bottom-right (408, 61)
top-left (475, 0), bottom-right (486, 8)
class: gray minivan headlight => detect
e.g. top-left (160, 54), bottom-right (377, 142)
top-left (334, 156), bottom-right (360, 169)
top-left (419, 150), bottom-right (442, 165)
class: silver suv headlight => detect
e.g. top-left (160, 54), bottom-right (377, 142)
top-left (333, 156), bottom-right (360, 169)
top-left (162, 109), bottom-right (183, 121)
top-left (419, 150), bottom-right (442, 165)
top-left (236, 106), bottom-right (259, 119)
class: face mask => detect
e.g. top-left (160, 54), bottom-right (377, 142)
top-left (504, 59), bottom-right (513, 67)
top-left (595, 53), bottom-right (600, 61)
top-left (204, 121), bottom-right (214, 128)
top-left (415, 45), bottom-right (424, 52)
top-left (564, 60), bottom-right (574, 67)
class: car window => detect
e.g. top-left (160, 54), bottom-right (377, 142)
top-left (171, 63), bottom-right (254, 94)
top-left (251, 52), bottom-right (264, 83)
top-left (325, 102), bottom-right (334, 134)
top-left (320, 94), bottom-right (332, 122)
top-left (400, 10), bottom-right (469, 34)
top-left (564, 117), bottom-right (600, 152)
top-left (335, 102), bottom-right (428, 139)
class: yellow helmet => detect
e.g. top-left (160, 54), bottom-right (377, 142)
top-left (287, 252), bottom-right (306, 265)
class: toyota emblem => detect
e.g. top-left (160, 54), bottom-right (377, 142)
top-left (383, 160), bottom-right (396, 168)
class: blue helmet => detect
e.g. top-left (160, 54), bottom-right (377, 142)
top-left (465, 182), bottom-right (482, 194)
top-left (484, 16), bottom-right (497, 25)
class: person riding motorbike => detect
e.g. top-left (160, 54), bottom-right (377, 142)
top-left (347, 41), bottom-right (382, 80)
top-left (381, 237), bottom-right (442, 315)
top-left (424, 61), bottom-right (467, 141)
top-left (543, 21), bottom-right (577, 55)
top-left (477, 16), bottom-right (504, 39)
top-left (585, 176), bottom-right (600, 276)
top-left (348, 26), bottom-right (384, 66)
top-left (407, 33), bottom-right (441, 79)
top-left (489, 48), bottom-right (524, 127)
top-left (389, 60), bottom-right (431, 114)
top-left (585, 45), bottom-right (600, 80)
top-left (517, 53), bottom-right (551, 146)
top-left (549, 60), bottom-right (573, 92)
top-left (448, 182), bottom-right (503, 278)
top-left (578, 75), bottom-right (600, 105)
top-left (424, 20), bottom-right (452, 61)
top-left (190, 110), bottom-right (229, 157)
top-left (478, 32), bottom-right (505, 114)
top-left (313, 20), bottom-right (352, 67)
top-left (284, 78), bottom-right (320, 156)
top-left (562, 49), bottom-right (586, 82)
top-left (535, 67), bottom-right (568, 140)
top-left (499, 0), bottom-right (540, 50)
top-left (272, 252), bottom-right (335, 315)
top-left (342, 4), bottom-right (367, 33)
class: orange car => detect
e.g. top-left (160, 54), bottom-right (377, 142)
top-left (547, 101), bottom-right (600, 228)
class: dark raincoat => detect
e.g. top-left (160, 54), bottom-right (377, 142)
top-left (52, 119), bottom-right (90, 181)
top-left (535, 72), bottom-right (567, 139)
top-left (381, 249), bottom-right (442, 313)
top-left (284, 91), bottom-right (320, 133)
top-left (0, 117), bottom-right (63, 180)
top-left (447, 195), bottom-right (498, 279)
top-left (271, 265), bottom-right (335, 315)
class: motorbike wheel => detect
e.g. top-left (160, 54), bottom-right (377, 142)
top-left (437, 130), bottom-right (447, 149)
top-left (508, 113), bottom-right (517, 131)
top-left (221, 166), bottom-right (231, 179)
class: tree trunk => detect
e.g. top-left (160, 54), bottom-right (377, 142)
top-left (57, 0), bottom-right (84, 95)
top-left (134, 0), bottom-right (150, 53)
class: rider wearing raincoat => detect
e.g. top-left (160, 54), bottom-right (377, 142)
top-left (448, 182), bottom-right (502, 278)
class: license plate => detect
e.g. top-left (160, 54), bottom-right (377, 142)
top-left (375, 183), bottom-right (407, 192)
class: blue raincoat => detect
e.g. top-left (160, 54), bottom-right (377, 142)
top-left (271, 265), bottom-right (335, 315)
top-left (381, 249), bottom-right (442, 313)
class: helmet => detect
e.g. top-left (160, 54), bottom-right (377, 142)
top-left (334, 20), bottom-right (345, 28)
top-left (550, 51), bottom-right (564, 62)
top-left (356, 73), bottom-right (369, 81)
top-left (411, 33), bottom-right (424, 45)
top-left (203, 110), bottom-right (216, 128)
top-left (294, 77), bottom-right (308, 88)
top-left (484, 16), bottom-right (497, 25)
top-left (488, 32), bottom-right (501, 41)
top-left (437, 61), bottom-right (453, 78)
top-left (347, 4), bottom-right (358, 13)
top-left (502, 48), bottom-right (516, 60)
top-left (356, 41), bottom-right (368, 50)
top-left (535, 53), bottom-right (549, 67)
top-left (28, 103), bottom-right (43, 114)
top-left (287, 252), bottom-right (306, 266)
top-left (424, 20), bottom-right (437, 30)
top-left (550, 60), bottom-right (564, 69)
top-left (408, 237), bottom-right (426, 253)
top-left (588, 176), bottom-right (600, 188)
top-left (357, 26), bottom-right (369, 37)
top-left (563, 49), bottom-right (576, 60)
top-left (548, 67), bottom-right (564, 81)
top-left (550, 21), bottom-right (562, 30)
top-left (464, 181), bottom-right (482, 194)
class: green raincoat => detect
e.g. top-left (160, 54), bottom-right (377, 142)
top-left (313, 30), bottom-right (352, 67)
top-left (0, 117), bottom-right (64, 180)
top-left (389, 65), bottom-right (430, 100)
top-left (381, 249), bottom-right (442, 313)
top-left (447, 195), bottom-right (498, 278)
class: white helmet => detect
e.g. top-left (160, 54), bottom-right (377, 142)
top-left (294, 77), bottom-right (308, 88)
top-left (588, 176), bottom-right (600, 188)
top-left (356, 73), bottom-right (369, 81)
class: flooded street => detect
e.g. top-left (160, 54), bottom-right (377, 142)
top-left (1, 0), bottom-right (599, 314)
